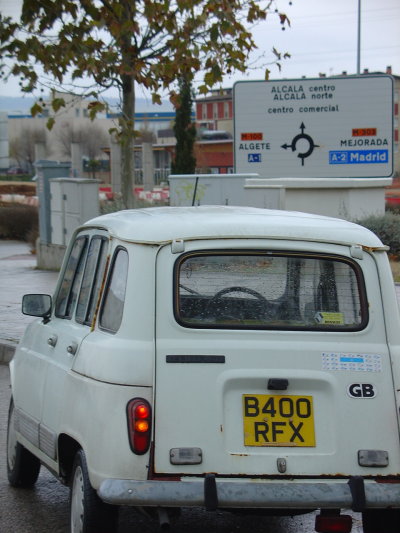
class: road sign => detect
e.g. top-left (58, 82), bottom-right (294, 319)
top-left (234, 76), bottom-right (394, 178)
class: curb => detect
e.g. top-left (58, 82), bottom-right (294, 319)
top-left (0, 342), bottom-right (15, 364)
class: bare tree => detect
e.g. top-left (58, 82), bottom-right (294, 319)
top-left (55, 122), bottom-right (109, 160)
top-left (9, 127), bottom-right (47, 173)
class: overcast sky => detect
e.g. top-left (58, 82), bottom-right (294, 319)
top-left (0, 0), bottom-right (399, 99)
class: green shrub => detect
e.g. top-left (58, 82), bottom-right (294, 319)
top-left (100, 197), bottom-right (126, 215)
top-left (0, 174), bottom-right (32, 182)
top-left (0, 204), bottom-right (38, 242)
top-left (356, 212), bottom-right (400, 256)
top-left (386, 202), bottom-right (400, 215)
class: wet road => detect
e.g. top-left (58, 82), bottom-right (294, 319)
top-left (0, 367), bottom-right (364, 533)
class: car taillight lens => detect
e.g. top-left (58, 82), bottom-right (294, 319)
top-left (127, 398), bottom-right (152, 455)
top-left (315, 514), bottom-right (352, 533)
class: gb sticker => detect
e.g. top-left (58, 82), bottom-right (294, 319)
top-left (347, 383), bottom-right (377, 399)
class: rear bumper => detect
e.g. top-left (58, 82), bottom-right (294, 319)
top-left (98, 477), bottom-right (400, 510)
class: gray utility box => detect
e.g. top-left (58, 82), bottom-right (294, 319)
top-left (50, 178), bottom-right (100, 245)
top-left (35, 160), bottom-right (71, 244)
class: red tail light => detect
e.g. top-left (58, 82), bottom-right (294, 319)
top-left (127, 398), bottom-right (152, 455)
top-left (315, 513), bottom-right (352, 533)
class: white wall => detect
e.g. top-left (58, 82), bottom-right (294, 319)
top-left (245, 178), bottom-right (391, 220)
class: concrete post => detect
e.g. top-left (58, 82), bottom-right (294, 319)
top-left (0, 112), bottom-right (9, 172)
top-left (110, 138), bottom-right (122, 194)
top-left (71, 142), bottom-right (83, 177)
top-left (142, 142), bottom-right (154, 190)
top-left (34, 142), bottom-right (46, 161)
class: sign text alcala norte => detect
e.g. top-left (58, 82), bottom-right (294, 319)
top-left (268, 83), bottom-right (339, 115)
top-left (271, 83), bottom-right (336, 100)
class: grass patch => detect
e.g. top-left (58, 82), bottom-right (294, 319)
top-left (0, 174), bottom-right (33, 182)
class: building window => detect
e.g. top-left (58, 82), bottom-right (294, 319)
top-left (213, 103), bottom-right (218, 119)
top-left (224, 102), bottom-right (230, 118)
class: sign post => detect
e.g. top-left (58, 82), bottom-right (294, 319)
top-left (234, 76), bottom-right (393, 179)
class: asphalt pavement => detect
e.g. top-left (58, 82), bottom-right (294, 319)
top-left (0, 240), bottom-right (59, 363)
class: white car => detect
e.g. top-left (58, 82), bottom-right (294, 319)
top-left (7, 206), bottom-right (400, 533)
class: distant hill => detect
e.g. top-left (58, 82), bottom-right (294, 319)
top-left (0, 95), bottom-right (173, 115)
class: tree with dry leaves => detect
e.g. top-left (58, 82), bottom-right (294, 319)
top-left (0, 0), bottom-right (290, 208)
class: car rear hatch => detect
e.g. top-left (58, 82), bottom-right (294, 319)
top-left (154, 239), bottom-right (400, 478)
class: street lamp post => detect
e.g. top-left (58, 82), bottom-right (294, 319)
top-left (357, 0), bottom-right (361, 74)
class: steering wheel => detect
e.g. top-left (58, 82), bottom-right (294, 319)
top-left (207, 286), bottom-right (268, 321)
top-left (210, 286), bottom-right (267, 302)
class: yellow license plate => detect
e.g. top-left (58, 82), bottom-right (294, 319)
top-left (243, 394), bottom-right (316, 447)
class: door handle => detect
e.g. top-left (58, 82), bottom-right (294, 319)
top-left (47, 335), bottom-right (58, 347)
top-left (67, 342), bottom-right (78, 355)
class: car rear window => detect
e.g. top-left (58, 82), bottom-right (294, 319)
top-left (175, 251), bottom-right (367, 331)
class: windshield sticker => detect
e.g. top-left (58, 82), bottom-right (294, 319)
top-left (315, 312), bottom-right (344, 325)
top-left (322, 352), bottom-right (382, 372)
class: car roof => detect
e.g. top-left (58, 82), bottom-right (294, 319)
top-left (84, 206), bottom-right (384, 248)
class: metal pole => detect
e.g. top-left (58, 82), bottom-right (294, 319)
top-left (192, 176), bottom-right (199, 206)
top-left (357, 0), bottom-right (361, 74)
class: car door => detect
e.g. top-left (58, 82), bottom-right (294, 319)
top-left (154, 239), bottom-right (400, 478)
top-left (38, 231), bottom-right (109, 462)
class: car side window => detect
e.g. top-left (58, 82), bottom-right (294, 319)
top-left (99, 248), bottom-right (128, 333)
top-left (76, 236), bottom-right (108, 325)
top-left (55, 236), bottom-right (88, 318)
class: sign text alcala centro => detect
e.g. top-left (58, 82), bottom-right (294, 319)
top-left (233, 75), bottom-right (393, 179)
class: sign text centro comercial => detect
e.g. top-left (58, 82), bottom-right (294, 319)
top-left (233, 76), bottom-right (393, 178)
